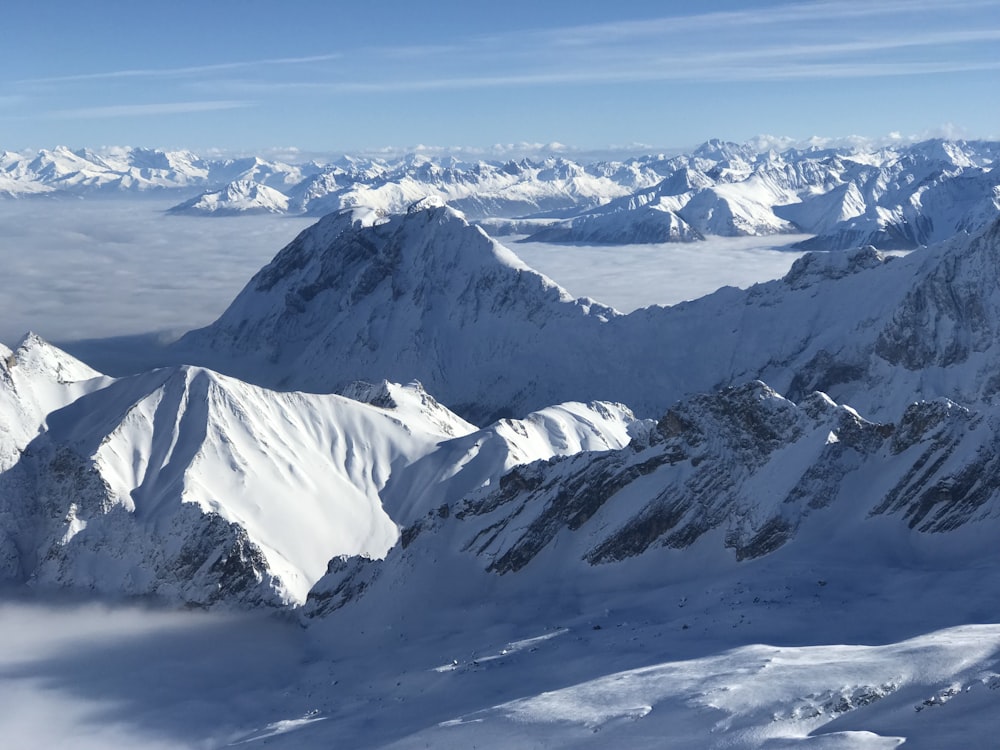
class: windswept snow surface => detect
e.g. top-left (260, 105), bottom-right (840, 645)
top-left (6, 546), bottom-right (997, 748)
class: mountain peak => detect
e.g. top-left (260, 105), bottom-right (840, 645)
top-left (176, 203), bottom-right (618, 421)
top-left (9, 332), bottom-right (102, 384)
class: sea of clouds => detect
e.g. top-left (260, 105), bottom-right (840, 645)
top-left (0, 199), bottom-right (810, 351)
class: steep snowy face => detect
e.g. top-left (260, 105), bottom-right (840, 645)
top-left (0, 334), bottom-right (496, 607)
top-left (777, 217), bottom-right (1000, 414)
top-left (0, 336), bottom-right (110, 580)
top-left (0, 333), bottom-right (108, 467)
top-left (174, 211), bottom-right (1000, 424)
top-left (168, 179), bottom-right (291, 215)
top-left (444, 382), bottom-right (883, 575)
top-left (380, 400), bottom-right (641, 527)
top-left (17, 366), bottom-right (480, 607)
top-left (307, 380), bottom-right (1000, 619)
top-left (594, 216), bottom-right (1000, 420)
top-left (0, 338), bottom-right (649, 608)
top-left (179, 202), bottom-right (617, 422)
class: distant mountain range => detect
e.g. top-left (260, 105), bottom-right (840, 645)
top-left (4, 139), bottom-right (998, 250)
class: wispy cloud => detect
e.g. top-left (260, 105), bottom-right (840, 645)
top-left (18, 53), bottom-right (342, 85)
top-left (49, 100), bottom-right (254, 119)
top-left (12, 0), bottom-right (1000, 105)
top-left (531, 0), bottom-right (1000, 42)
top-left (204, 1), bottom-right (1000, 95)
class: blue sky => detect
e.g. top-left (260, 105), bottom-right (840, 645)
top-left (2, 0), bottom-right (999, 156)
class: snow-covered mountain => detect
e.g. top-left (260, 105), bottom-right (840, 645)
top-left (176, 199), bottom-right (1000, 426)
top-left (168, 179), bottom-right (291, 215)
top-left (525, 138), bottom-right (1000, 247)
top-left (6, 139), bottom-right (1000, 749)
top-left (6, 141), bottom-right (995, 250)
top-left (175, 200), bottom-right (619, 423)
top-left (0, 335), bottom-right (639, 607)
top-left (0, 146), bottom-right (311, 197)
top-left (20, 196), bottom-right (1000, 607)
top-left (0, 145), bottom-right (661, 218)
top-left (292, 380), bottom-right (1000, 747)
top-left (286, 155), bottom-right (664, 219)
top-left (307, 380), bottom-right (1000, 617)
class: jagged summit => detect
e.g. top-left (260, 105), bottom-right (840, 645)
top-left (169, 208), bottom-right (1000, 424)
top-left (0, 356), bottom-right (488, 606)
top-left (168, 178), bottom-right (291, 215)
top-left (0, 335), bottom-right (641, 608)
top-left (306, 379), bottom-right (1000, 622)
top-left (177, 203), bottom-right (617, 422)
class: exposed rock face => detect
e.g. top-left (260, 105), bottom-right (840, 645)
top-left (874, 220), bottom-right (1000, 369)
top-left (453, 382), bottom-right (881, 573)
top-left (308, 382), bottom-right (1000, 617)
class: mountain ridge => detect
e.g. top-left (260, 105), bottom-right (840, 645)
top-left (3, 139), bottom-right (997, 252)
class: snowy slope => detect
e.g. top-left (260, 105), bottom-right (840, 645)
top-left (175, 202), bottom-right (1000, 424)
top-left (3, 149), bottom-right (1000, 748)
top-left (168, 179), bottom-right (291, 215)
top-left (380, 399), bottom-right (641, 527)
top-left (0, 333), bottom-right (108, 463)
top-left (286, 383), bottom-right (1000, 749)
top-left (176, 201), bottom-right (619, 423)
top-left (10, 363), bottom-right (473, 606)
top-left (0, 336), bottom-right (644, 608)
top-left (0, 334), bottom-right (110, 579)
top-left (308, 381), bottom-right (1000, 616)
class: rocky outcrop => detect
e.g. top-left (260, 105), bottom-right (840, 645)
top-left (308, 382), bottom-right (1000, 616)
